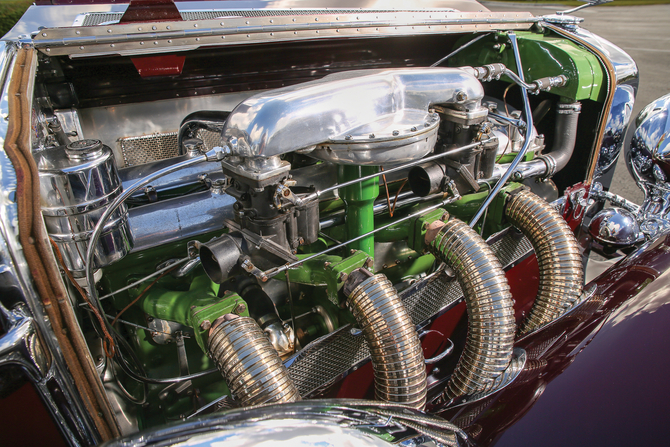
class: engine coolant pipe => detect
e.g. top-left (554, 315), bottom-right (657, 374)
top-left (424, 217), bottom-right (516, 400)
top-left (339, 165), bottom-right (380, 257)
top-left (504, 189), bottom-right (583, 334)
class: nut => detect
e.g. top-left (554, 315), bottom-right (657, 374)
top-left (200, 320), bottom-right (211, 331)
top-left (233, 303), bottom-right (247, 315)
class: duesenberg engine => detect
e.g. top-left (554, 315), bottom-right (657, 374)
top-left (37, 60), bottom-right (583, 424)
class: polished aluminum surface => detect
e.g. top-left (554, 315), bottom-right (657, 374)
top-left (347, 274), bottom-right (427, 409)
top-left (221, 67), bottom-right (485, 166)
top-left (208, 316), bottom-right (300, 406)
top-left (34, 139), bottom-right (133, 272)
top-left (76, 91), bottom-right (254, 169)
top-left (428, 218), bottom-right (515, 400)
top-left (589, 207), bottom-right (641, 248)
top-left (506, 189), bottom-right (583, 334)
top-left (127, 189), bottom-right (235, 253)
top-left (119, 154), bottom-right (225, 198)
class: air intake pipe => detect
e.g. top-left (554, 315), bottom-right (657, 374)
top-left (425, 218), bottom-right (516, 400)
top-left (504, 189), bottom-right (583, 334)
top-left (343, 270), bottom-right (427, 410)
top-left (208, 315), bottom-right (301, 406)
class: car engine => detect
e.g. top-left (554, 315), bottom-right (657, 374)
top-left (24, 14), bottom-right (605, 434)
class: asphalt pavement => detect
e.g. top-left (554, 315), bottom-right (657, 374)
top-left (482, 2), bottom-right (670, 204)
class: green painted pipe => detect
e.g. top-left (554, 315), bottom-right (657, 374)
top-left (339, 165), bottom-right (379, 257)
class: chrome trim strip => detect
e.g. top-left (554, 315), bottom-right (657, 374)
top-left (32, 11), bottom-right (535, 57)
top-left (0, 42), bottom-right (98, 446)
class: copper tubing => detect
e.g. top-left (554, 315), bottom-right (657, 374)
top-left (505, 189), bottom-right (583, 334)
top-left (427, 218), bottom-right (516, 400)
top-left (208, 316), bottom-right (301, 406)
top-left (347, 274), bottom-right (427, 409)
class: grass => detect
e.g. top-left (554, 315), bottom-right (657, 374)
top-left (0, 0), bottom-right (31, 37)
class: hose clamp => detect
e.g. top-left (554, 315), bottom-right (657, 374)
top-left (538, 154), bottom-right (558, 178)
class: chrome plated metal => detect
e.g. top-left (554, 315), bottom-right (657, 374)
top-left (207, 316), bottom-right (300, 406)
top-left (444, 347), bottom-right (527, 409)
top-left (589, 207), bottom-right (642, 249)
top-left (428, 218), bottom-right (516, 400)
top-left (595, 84), bottom-right (635, 178)
top-left (518, 284), bottom-right (597, 339)
top-left (505, 189), bottom-right (584, 334)
top-left (84, 147), bottom-right (225, 320)
top-left (264, 321), bottom-right (296, 360)
top-left (469, 33), bottom-right (534, 227)
top-left (221, 67), bottom-right (485, 168)
top-left (286, 227), bottom-right (534, 399)
top-left (629, 93), bottom-right (670, 187)
top-left (557, 0), bottom-right (612, 16)
top-left (0, 42), bottom-right (99, 446)
top-left (618, 94), bottom-right (670, 234)
top-left (0, 303), bottom-right (50, 382)
top-left (106, 399), bottom-right (464, 447)
top-left (347, 274), bottom-right (427, 409)
top-left (31, 10), bottom-right (536, 58)
top-left (35, 139), bottom-right (133, 272)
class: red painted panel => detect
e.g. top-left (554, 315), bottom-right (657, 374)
top-left (0, 382), bottom-right (67, 447)
top-left (131, 54), bottom-right (186, 77)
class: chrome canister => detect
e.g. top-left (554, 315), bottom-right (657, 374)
top-left (35, 139), bottom-right (133, 274)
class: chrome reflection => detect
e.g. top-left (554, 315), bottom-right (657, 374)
top-left (103, 400), bottom-right (466, 447)
top-left (221, 68), bottom-right (486, 168)
top-left (594, 84), bottom-right (636, 178)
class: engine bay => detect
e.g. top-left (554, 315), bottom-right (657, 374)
top-left (28, 21), bottom-right (606, 434)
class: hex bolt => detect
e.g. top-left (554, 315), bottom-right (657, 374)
top-left (392, 130), bottom-right (400, 136)
top-left (233, 303), bottom-right (247, 315)
top-left (456, 91), bottom-right (468, 102)
top-left (200, 320), bottom-right (211, 331)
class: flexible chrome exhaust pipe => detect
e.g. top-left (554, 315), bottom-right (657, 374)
top-left (504, 189), bottom-right (583, 334)
top-left (208, 315), bottom-right (301, 406)
top-left (344, 270), bottom-right (427, 409)
top-left (425, 218), bottom-right (516, 401)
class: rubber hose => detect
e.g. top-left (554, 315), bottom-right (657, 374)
top-left (208, 316), bottom-right (301, 406)
top-left (505, 189), bottom-right (583, 334)
top-left (427, 218), bottom-right (516, 400)
top-left (347, 274), bottom-right (427, 409)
